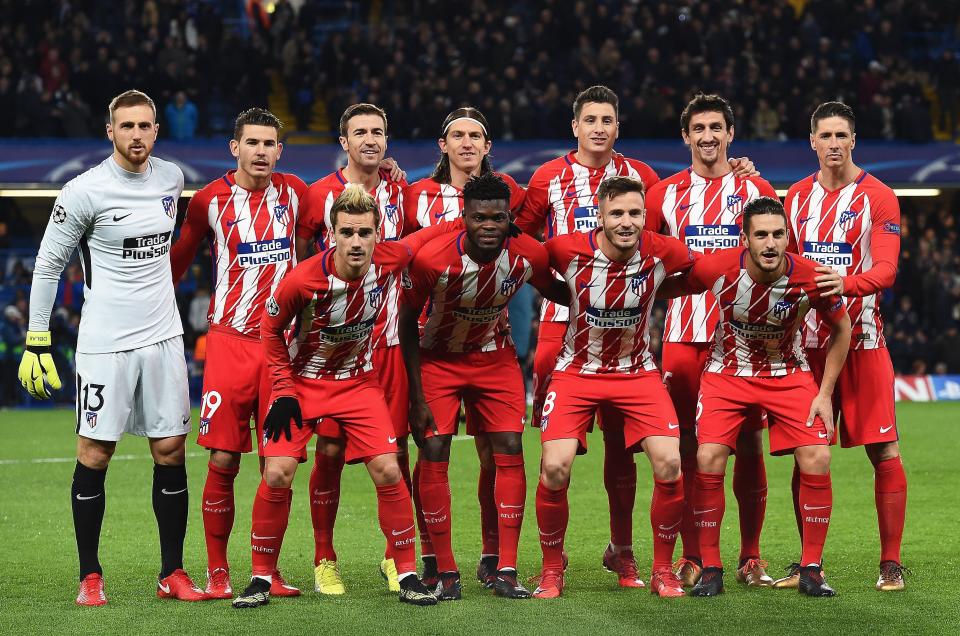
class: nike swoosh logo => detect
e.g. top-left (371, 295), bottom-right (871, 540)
top-left (797, 216), bottom-right (811, 224)
top-left (161, 488), bottom-right (187, 495)
top-left (205, 499), bottom-right (228, 506)
top-left (433, 211), bottom-right (447, 220)
top-left (227, 218), bottom-right (245, 227)
top-left (423, 509), bottom-right (444, 516)
top-left (313, 489), bottom-right (336, 496)
top-left (803, 504), bottom-right (830, 511)
top-left (658, 520), bottom-right (681, 530)
top-left (252, 532), bottom-right (277, 540)
top-left (75, 493), bottom-right (102, 501)
top-left (818, 432), bottom-right (828, 438)
top-left (538, 528), bottom-right (562, 537)
top-left (499, 502), bottom-right (523, 509)
top-left (113, 213), bottom-right (132, 222)
top-left (667, 423), bottom-right (679, 430)
top-left (679, 203), bottom-right (695, 210)
top-left (387, 436), bottom-right (397, 443)
top-left (579, 282), bottom-right (595, 289)
top-left (182, 417), bottom-right (190, 425)
top-left (158, 582), bottom-right (170, 594)
top-left (693, 508), bottom-right (717, 515)
top-left (880, 425), bottom-right (894, 434)
top-left (391, 524), bottom-right (415, 536)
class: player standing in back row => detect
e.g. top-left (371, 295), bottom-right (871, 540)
top-left (782, 102), bottom-right (908, 591)
top-left (170, 108), bottom-right (307, 600)
top-left (18, 89), bottom-right (207, 605)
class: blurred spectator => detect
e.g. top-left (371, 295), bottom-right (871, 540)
top-left (164, 90), bottom-right (198, 140)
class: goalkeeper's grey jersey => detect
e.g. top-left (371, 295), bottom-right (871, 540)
top-left (29, 155), bottom-right (185, 353)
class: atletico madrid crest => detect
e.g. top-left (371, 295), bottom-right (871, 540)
top-left (839, 209), bottom-right (858, 231)
top-left (274, 204), bottom-right (289, 225)
top-left (161, 195), bottom-right (176, 219)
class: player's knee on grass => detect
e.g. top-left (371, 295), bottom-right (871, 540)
top-left (489, 431), bottom-right (523, 456)
top-left (209, 448), bottom-right (242, 470)
top-left (316, 435), bottom-right (346, 458)
top-left (262, 457), bottom-right (297, 488)
top-left (366, 453), bottom-right (403, 486)
top-left (696, 443), bottom-right (730, 475)
top-left (735, 428), bottom-right (764, 456)
top-left (420, 434), bottom-right (452, 462)
top-left (865, 441), bottom-right (900, 467)
top-left (794, 445), bottom-right (831, 475)
top-left (148, 434), bottom-right (187, 466)
top-left (76, 436), bottom-right (116, 470)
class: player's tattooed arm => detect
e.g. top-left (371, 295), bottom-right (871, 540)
top-left (807, 304), bottom-right (851, 442)
top-left (729, 157), bottom-right (759, 177)
top-left (398, 303), bottom-right (439, 447)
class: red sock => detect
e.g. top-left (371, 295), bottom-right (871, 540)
top-left (375, 480), bottom-right (417, 576)
top-left (411, 460), bottom-right (434, 558)
top-left (679, 454), bottom-right (700, 560)
top-left (418, 460), bottom-right (456, 572)
top-left (603, 436), bottom-right (636, 549)
top-left (733, 453), bottom-right (767, 561)
top-left (535, 481), bottom-right (568, 570)
top-left (799, 472), bottom-right (832, 566)
top-left (201, 462), bottom-right (239, 572)
top-left (478, 465), bottom-right (499, 556)
top-left (493, 453), bottom-right (525, 570)
top-left (693, 472), bottom-right (726, 569)
top-left (875, 457), bottom-right (907, 563)
top-left (387, 452), bottom-right (415, 560)
top-left (651, 477), bottom-right (684, 570)
top-left (309, 453), bottom-right (344, 564)
top-left (791, 461), bottom-right (803, 539)
top-left (251, 481), bottom-right (290, 577)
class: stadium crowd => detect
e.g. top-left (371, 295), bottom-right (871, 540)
top-left (0, 0), bottom-right (956, 140)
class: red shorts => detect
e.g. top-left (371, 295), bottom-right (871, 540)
top-left (697, 372), bottom-right (828, 456)
top-left (196, 327), bottom-right (271, 455)
top-left (422, 347), bottom-right (526, 437)
top-left (806, 347), bottom-right (898, 448)
top-left (539, 371), bottom-right (679, 454)
top-left (264, 372), bottom-right (398, 464)
top-left (662, 341), bottom-right (765, 433)
top-left (316, 344), bottom-right (410, 440)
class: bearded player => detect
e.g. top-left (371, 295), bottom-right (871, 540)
top-left (170, 108), bottom-right (306, 599)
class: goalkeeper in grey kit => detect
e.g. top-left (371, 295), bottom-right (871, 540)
top-left (18, 89), bottom-right (210, 605)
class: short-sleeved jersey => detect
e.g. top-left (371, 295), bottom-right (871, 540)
top-left (785, 171), bottom-right (900, 350)
top-left (297, 168), bottom-right (408, 347)
top-left (545, 229), bottom-right (694, 375)
top-left (171, 170), bottom-right (307, 337)
top-left (516, 151), bottom-right (659, 323)
top-left (404, 231), bottom-right (552, 353)
top-left (688, 248), bottom-right (847, 377)
top-left (645, 169), bottom-right (778, 343)
top-left (30, 156), bottom-right (184, 353)
top-left (402, 172), bottom-right (526, 229)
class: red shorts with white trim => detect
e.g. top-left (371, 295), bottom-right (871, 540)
top-left (316, 344), bottom-right (410, 440)
top-left (264, 372), bottom-right (398, 464)
top-left (697, 372), bottom-right (828, 456)
top-left (422, 347), bottom-right (526, 437)
top-left (196, 327), bottom-right (271, 455)
top-left (539, 370), bottom-right (679, 454)
top-left (806, 347), bottom-right (898, 448)
top-left (662, 341), bottom-right (766, 433)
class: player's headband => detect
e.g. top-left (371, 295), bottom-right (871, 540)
top-left (442, 117), bottom-right (488, 137)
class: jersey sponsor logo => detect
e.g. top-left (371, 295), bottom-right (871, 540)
top-left (730, 319), bottom-right (785, 340)
top-left (802, 241), bottom-right (853, 267)
top-left (319, 318), bottom-right (375, 343)
top-left (453, 303), bottom-right (506, 323)
top-left (630, 272), bottom-right (649, 295)
top-left (573, 205), bottom-right (599, 231)
top-left (236, 237), bottom-right (292, 268)
top-left (122, 231), bottom-right (171, 259)
top-left (882, 222), bottom-right (901, 235)
top-left (161, 195), bottom-right (176, 219)
top-left (274, 203), bottom-right (289, 225)
top-left (266, 296), bottom-right (280, 317)
top-left (52, 204), bottom-right (67, 224)
top-left (684, 224), bottom-right (740, 251)
top-left (838, 209), bottom-right (858, 231)
top-left (585, 305), bottom-right (642, 328)
top-left (772, 299), bottom-right (793, 320)
top-left (500, 276), bottom-right (521, 296)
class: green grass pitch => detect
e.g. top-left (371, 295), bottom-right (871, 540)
top-left (1, 402), bottom-right (958, 634)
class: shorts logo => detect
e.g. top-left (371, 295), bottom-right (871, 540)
top-left (274, 203), bottom-right (289, 225)
top-left (539, 415), bottom-right (549, 431)
top-left (199, 418), bottom-right (210, 435)
top-left (773, 299), bottom-right (793, 320)
top-left (161, 195), bottom-right (176, 219)
top-left (369, 285), bottom-right (384, 308)
top-left (52, 204), bottom-right (67, 224)
top-left (384, 204), bottom-right (399, 224)
top-left (630, 272), bottom-right (649, 295)
top-left (85, 411), bottom-right (98, 428)
top-left (500, 276), bottom-right (520, 296)
top-left (838, 209), bottom-right (858, 231)
top-left (266, 296), bottom-right (280, 317)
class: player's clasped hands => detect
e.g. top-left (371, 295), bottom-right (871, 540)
top-left (263, 396), bottom-right (303, 442)
top-left (815, 266), bottom-right (844, 296)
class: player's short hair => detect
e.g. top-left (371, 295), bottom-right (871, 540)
top-left (462, 172), bottom-right (510, 204)
top-left (596, 176), bottom-right (645, 204)
top-left (330, 184), bottom-right (380, 230)
top-left (680, 93), bottom-right (735, 132)
top-left (431, 106), bottom-right (493, 183)
top-left (742, 196), bottom-right (787, 232)
top-left (339, 103), bottom-right (388, 137)
top-left (233, 107), bottom-right (283, 141)
top-left (107, 89), bottom-right (156, 124)
top-left (810, 101), bottom-right (856, 134)
top-left (573, 85), bottom-right (619, 120)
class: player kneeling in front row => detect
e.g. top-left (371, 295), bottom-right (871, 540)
top-left (533, 176), bottom-right (692, 599)
top-left (232, 186), bottom-right (448, 608)
top-left (399, 173), bottom-right (570, 600)
top-left (659, 197), bottom-right (851, 597)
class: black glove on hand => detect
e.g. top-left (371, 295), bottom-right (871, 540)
top-left (263, 396), bottom-right (303, 443)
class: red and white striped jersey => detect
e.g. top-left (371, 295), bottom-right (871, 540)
top-left (645, 169), bottom-right (778, 343)
top-left (171, 170), bottom-right (307, 337)
top-left (402, 172), bottom-right (526, 229)
top-left (262, 241), bottom-right (413, 390)
top-left (405, 231), bottom-right (553, 353)
top-left (545, 229), bottom-right (694, 375)
top-left (516, 151), bottom-right (659, 323)
top-left (297, 168), bottom-right (408, 348)
top-left (687, 249), bottom-right (847, 377)
top-left (785, 171), bottom-right (900, 350)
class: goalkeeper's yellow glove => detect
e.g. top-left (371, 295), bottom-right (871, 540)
top-left (18, 330), bottom-right (62, 399)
